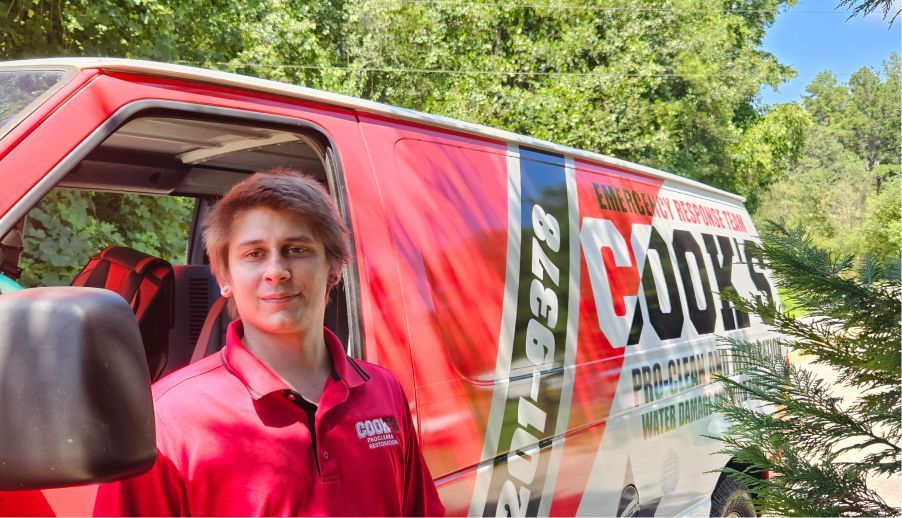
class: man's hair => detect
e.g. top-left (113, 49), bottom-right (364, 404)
top-left (203, 168), bottom-right (350, 292)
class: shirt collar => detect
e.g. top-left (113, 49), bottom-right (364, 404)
top-left (221, 319), bottom-right (368, 400)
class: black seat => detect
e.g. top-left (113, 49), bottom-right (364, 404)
top-left (162, 265), bottom-right (223, 376)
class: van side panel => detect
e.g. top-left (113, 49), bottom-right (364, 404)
top-left (358, 116), bottom-right (513, 515)
top-left (545, 161), bottom-right (667, 516)
top-left (0, 64), bottom-right (780, 516)
top-left (364, 126), bottom-right (779, 516)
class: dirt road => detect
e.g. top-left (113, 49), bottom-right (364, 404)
top-left (790, 351), bottom-right (901, 510)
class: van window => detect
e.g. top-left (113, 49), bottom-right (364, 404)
top-left (18, 112), bottom-right (331, 285)
top-left (21, 112), bottom-right (334, 287)
top-left (0, 70), bottom-right (67, 135)
top-left (20, 189), bottom-right (193, 287)
top-left (8, 109), bottom-right (353, 372)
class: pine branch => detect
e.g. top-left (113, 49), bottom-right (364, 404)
top-left (710, 224), bottom-right (901, 516)
top-left (752, 222), bottom-right (901, 334)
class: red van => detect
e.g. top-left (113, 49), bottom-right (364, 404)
top-left (0, 59), bottom-right (780, 516)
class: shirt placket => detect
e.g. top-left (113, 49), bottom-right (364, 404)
top-left (283, 389), bottom-right (323, 477)
top-left (282, 377), bottom-right (349, 482)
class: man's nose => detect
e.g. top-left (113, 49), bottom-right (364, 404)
top-left (263, 254), bottom-right (290, 282)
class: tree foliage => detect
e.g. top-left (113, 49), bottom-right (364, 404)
top-left (2, 0), bottom-right (806, 203)
top-left (2, 0), bottom-right (813, 284)
top-left (19, 190), bottom-right (192, 287)
top-left (339, 0), bottom-right (803, 208)
top-left (0, 0), bottom-right (350, 85)
top-left (837, 0), bottom-right (901, 25)
top-left (712, 222), bottom-right (900, 517)
top-left (755, 54), bottom-right (901, 263)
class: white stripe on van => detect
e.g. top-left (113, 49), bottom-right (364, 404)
top-left (468, 144), bottom-right (522, 517)
top-left (537, 155), bottom-right (581, 516)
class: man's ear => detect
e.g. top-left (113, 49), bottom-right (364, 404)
top-left (327, 271), bottom-right (342, 291)
top-left (214, 265), bottom-right (232, 298)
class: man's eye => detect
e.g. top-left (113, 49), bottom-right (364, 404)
top-left (245, 250), bottom-right (263, 259)
top-left (288, 246), bottom-right (306, 255)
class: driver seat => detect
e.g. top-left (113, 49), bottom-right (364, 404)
top-left (71, 246), bottom-right (175, 381)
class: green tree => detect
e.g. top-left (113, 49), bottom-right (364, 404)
top-left (757, 53), bottom-right (901, 263)
top-left (756, 125), bottom-right (872, 254)
top-left (852, 175), bottom-right (902, 261)
top-left (846, 66), bottom-right (898, 172)
top-left (340, 0), bottom-right (803, 206)
top-left (0, 0), bottom-right (348, 86)
top-left (803, 72), bottom-right (850, 127)
top-left (713, 222), bottom-right (900, 517)
top-left (730, 103), bottom-right (810, 209)
top-left (802, 56), bottom-right (900, 176)
top-left (3, 0), bottom-right (808, 201)
top-left (4, 0), bottom-right (813, 281)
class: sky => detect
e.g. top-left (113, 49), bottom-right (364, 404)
top-left (759, 0), bottom-right (901, 105)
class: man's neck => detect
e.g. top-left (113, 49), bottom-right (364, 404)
top-left (242, 323), bottom-right (332, 404)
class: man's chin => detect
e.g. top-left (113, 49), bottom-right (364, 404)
top-left (242, 315), bottom-right (308, 336)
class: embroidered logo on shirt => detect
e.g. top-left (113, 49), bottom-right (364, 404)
top-left (355, 417), bottom-right (400, 449)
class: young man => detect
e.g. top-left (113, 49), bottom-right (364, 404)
top-left (94, 169), bottom-right (444, 516)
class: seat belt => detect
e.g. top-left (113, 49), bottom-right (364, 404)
top-left (191, 296), bottom-right (228, 363)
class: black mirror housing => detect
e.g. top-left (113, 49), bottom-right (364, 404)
top-left (0, 287), bottom-right (156, 490)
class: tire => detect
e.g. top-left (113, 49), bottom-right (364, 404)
top-left (616, 485), bottom-right (640, 517)
top-left (710, 473), bottom-right (755, 517)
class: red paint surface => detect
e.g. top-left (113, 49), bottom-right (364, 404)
top-left (358, 117), bottom-right (508, 515)
top-left (0, 69), bottom-right (409, 516)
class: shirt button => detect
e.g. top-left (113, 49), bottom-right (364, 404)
top-left (323, 450), bottom-right (330, 460)
top-left (286, 393), bottom-right (297, 401)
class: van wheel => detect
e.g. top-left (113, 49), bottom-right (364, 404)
top-left (710, 473), bottom-right (755, 517)
top-left (616, 485), bottom-right (640, 517)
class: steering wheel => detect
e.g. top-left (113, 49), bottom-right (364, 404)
top-left (0, 273), bottom-right (23, 294)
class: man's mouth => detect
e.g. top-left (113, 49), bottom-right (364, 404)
top-left (260, 293), bottom-right (299, 303)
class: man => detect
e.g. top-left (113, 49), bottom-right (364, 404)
top-left (94, 169), bottom-right (444, 516)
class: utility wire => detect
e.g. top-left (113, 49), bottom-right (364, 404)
top-left (180, 61), bottom-right (860, 77)
top-left (363, 0), bottom-right (856, 14)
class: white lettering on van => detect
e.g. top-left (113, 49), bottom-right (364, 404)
top-left (498, 204), bottom-right (563, 513)
top-left (580, 218), bottom-right (650, 347)
top-left (581, 219), bottom-right (777, 347)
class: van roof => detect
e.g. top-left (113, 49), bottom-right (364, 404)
top-left (1, 58), bottom-right (743, 202)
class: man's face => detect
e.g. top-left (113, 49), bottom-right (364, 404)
top-left (221, 207), bottom-right (331, 339)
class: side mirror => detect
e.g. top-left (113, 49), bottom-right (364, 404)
top-left (0, 287), bottom-right (156, 490)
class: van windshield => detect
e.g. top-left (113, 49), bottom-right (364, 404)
top-left (0, 69), bottom-right (67, 135)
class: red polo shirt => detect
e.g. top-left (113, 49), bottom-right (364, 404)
top-left (94, 321), bottom-right (444, 516)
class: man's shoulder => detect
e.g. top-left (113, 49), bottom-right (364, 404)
top-left (345, 357), bottom-right (407, 399)
top-left (347, 356), bottom-right (395, 382)
top-left (151, 352), bottom-right (230, 404)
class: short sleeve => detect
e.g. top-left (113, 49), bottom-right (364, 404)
top-left (399, 383), bottom-right (445, 517)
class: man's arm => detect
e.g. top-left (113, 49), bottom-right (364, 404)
top-left (400, 389), bottom-right (445, 517)
top-left (93, 449), bottom-right (188, 516)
